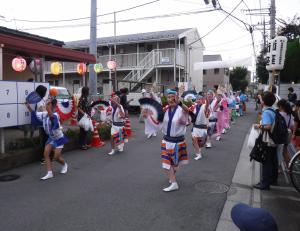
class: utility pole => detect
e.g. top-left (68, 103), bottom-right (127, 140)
top-left (263, 17), bottom-right (266, 51)
top-left (113, 12), bottom-right (117, 91)
top-left (89, 0), bottom-right (97, 96)
top-left (268, 0), bottom-right (276, 85)
top-left (243, 1), bottom-right (276, 86)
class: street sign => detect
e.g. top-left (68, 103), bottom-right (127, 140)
top-left (266, 36), bottom-right (288, 71)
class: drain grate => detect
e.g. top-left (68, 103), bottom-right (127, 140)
top-left (0, 174), bottom-right (21, 182)
top-left (195, 180), bottom-right (229, 194)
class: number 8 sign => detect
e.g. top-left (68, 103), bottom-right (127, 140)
top-left (0, 104), bottom-right (18, 127)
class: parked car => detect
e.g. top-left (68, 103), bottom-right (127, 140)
top-left (50, 86), bottom-right (72, 101)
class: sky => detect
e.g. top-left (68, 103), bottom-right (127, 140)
top-left (1, 0), bottom-right (300, 70)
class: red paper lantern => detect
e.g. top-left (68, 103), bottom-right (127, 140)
top-left (107, 60), bottom-right (117, 70)
top-left (77, 63), bottom-right (87, 75)
top-left (12, 56), bottom-right (27, 72)
top-left (49, 88), bottom-right (58, 97)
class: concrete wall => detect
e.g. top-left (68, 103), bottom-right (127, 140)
top-left (184, 29), bottom-right (203, 92)
top-left (278, 83), bottom-right (300, 99)
top-left (203, 68), bottom-right (229, 90)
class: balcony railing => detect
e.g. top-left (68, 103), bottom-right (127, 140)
top-left (44, 48), bottom-right (185, 74)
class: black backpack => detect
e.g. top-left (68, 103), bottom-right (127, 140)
top-left (266, 108), bottom-right (288, 144)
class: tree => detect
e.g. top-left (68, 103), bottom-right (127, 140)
top-left (280, 40), bottom-right (300, 83)
top-left (277, 15), bottom-right (300, 40)
top-left (229, 66), bottom-right (249, 91)
top-left (278, 16), bottom-right (300, 83)
top-left (256, 50), bottom-right (269, 84)
top-left (256, 15), bottom-right (300, 84)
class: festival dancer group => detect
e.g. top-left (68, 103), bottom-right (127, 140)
top-left (26, 85), bottom-right (246, 192)
top-left (140, 86), bottom-right (246, 192)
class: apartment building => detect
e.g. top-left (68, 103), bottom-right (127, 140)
top-left (202, 55), bottom-right (229, 91)
top-left (44, 28), bottom-right (204, 95)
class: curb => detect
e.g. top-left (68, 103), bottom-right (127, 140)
top-left (216, 127), bottom-right (261, 231)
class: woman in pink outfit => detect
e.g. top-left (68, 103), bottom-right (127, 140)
top-left (222, 93), bottom-right (230, 132)
top-left (215, 90), bottom-right (225, 141)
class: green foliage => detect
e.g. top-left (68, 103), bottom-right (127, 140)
top-left (229, 66), bottom-right (249, 91)
top-left (280, 40), bottom-right (300, 83)
top-left (256, 51), bottom-right (269, 84)
top-left (183, 100), bottom-right (194, 107)
top-left (161, 96), bottom-right (167, 107)
top-left (278, 15), bottom-right (300, 41)
top-left (98, 123), bottom-right (111, 140)
top-left (64, 128), bottom-right (79, 140)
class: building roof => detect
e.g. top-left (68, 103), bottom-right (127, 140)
top-left (65, 28), bottom-right (193, 48)
top-left (0, 26), bottom-right (64, 46)
top-left (203, 55), bottom-right (222, 62)
top-left (0, 27), bottom-right (96, 63)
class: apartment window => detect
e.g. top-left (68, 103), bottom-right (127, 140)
top-left (146, 44), bottom-right (153, 52)
top-left (203, 70), bottom-right (207, 75)
top-left (119, 47), bottom-right (125, 54)
top-left (214, 68), bottom-right (219, 74)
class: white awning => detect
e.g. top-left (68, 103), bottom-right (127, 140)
top-left (194, 57), bottom-right (252, 70)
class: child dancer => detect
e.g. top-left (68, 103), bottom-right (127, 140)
top-left (190, 95), bottom-right (210, 160)
top-left (25, 99), bottom-right (68, 180)
top-left (108, 93), bottom-right (126, 155)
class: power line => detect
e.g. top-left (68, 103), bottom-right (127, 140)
top-left (241, 0), bottom-right (253, 25)
top-left (188, 0), bottom-right (243, 47)
top-left (196, 43), bottom-right (253, 52)
top-left (4, 0), bottom-right (161, 23)
top-left (204, 33), bottom-right (249, 48)
top-left (20, 8), bottom-right (217, 31)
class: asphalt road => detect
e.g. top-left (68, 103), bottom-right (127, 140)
top-left (0, 106), bottom-right (255, 231)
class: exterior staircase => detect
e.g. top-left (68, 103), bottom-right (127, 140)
top-left (123, 50), bottom-right (160, 91)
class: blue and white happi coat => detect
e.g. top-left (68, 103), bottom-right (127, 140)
top-left (31, 111), bottom-right (68, 148)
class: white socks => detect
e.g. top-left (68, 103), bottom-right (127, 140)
top-left (206, 142), bottom-right (212, 148)
top-left (60, 163), bottom-right (68, 174)
top-left (108, 149), bottom-right (115, 155)
top-left (194, 153), bottom-right (202, 160)
top-left (40, 171), bottom-right (53, 180)
top-left (118, 143), bottom-right (124, 152)
top-left (163, 182), bottom-right (179, 192)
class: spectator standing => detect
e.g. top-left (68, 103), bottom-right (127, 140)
top-left (77, 87), bottom-right (91, 150)
top-left (35, 85), bottom-right (48, 164)
top-left (253, 92), bottom-right (278, 190)
top-left (292, 100), bottom-right (300, 150)
top-left (288, 87), bottom-right (297, 106)
top-left (277, 99), bottom-right (294, 167)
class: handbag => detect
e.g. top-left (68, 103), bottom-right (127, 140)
top-left (247, 126), bottom-right (260, 148)
top-left (78, 114), bottom-right (94, 132)
top-left (249, 130), bottom-right (268, 163)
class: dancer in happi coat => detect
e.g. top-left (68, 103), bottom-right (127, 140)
top-left (108, 93), bottom-right (126, 155)
top-left (228, 92), bottom-right (236, 124)
top-left (215, 88), bottom-right (227, 141)
top-left (25, 99), bottom-right (68, 180)
top-left (222, 92), bottom-right (231, 132)
top-left (161, 89), bottom-right (189, 192)
top-left (190, 94), bottom-right (210, 160)
top-left (206, 90), bottom-right (217, 148)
